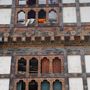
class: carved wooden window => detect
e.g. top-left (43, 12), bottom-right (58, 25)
top-left (38, 9), bottom-right (46, 23)
top-left (48, 0), bottom-right (58, 4)
top-left (29, 58), bottom-right (38, 73)
top-left (19, 0), bottom-right (26, 5)
top-left (29, 80), bottom-right (38, 90)
top-left (41, 57), bottom-right (49, 74)
top-left (27, 0), bottom-right (36, 6)
top-left (53, 57), bottom-right (61, 73)
top-left (27, 10), bottom-right (36, 25)
top-left (49, 9), bottom-right (57, 23)
top-left (41, 80), bottom-right (50, 90)
top-left (17, 80), bottom-right (26, 90)
top-left (18, 58), bottom-right (26, 73)
top-left (53, 80), bottom-right (62, 90)
top-left (17, 11), bottom-right (25, 24)
top-left (39, 0), bottom-right (46, 4)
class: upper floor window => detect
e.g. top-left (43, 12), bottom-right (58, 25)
top-left (48, 0), bottom-right (58, 4)
top-left (18, 58), bottom-right (26, 73)
top-left (29, 58), bottom-right (38, 74)
top-left (27, 10), bottom-right (36, 25)
top-left (27, 0), bottom-right (36, 6)
top-left (38, 9), bottom-right (46, 23)
top-left (17, 80), bottom-right (26, 90)
top-left (49, 9), bottom-right (57, 23)
top-left (17, 11), bottom-right (25, 24)
top-left (19, 0), bottom-right (26, 5)
top-left (39, 0), bottom-right (46, 4)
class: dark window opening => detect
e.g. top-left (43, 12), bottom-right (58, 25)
top-left (29, 80), bottom-right (38, 90)
top-left (17, 80), bottom-right (26, 90)
top-left (41, 80), bottom-right (50, 90)
top-left (38, 10), bottom-right (46, 23)
top-left (29, 58), bottom-right (38, 73)
top-left (53, 80), bottom-right (62, 90)
top-left (27, 10), bottom-right (36, 25)
top-left (18, 58), bottom-right (26, 72)
top-left (27, 0), bottom-right (36, 6)
top-left (48, 0), bottom-right (58, 4)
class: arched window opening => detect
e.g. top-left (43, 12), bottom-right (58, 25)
top-left (49, 10), bottom-right (57, 23)
top-left (29, 80), bottom-right (38, 90)
top-left (29, 58), bottom-right (38, 74)
top-left (27, 10), bottom-right (36, 25)
top-left (17, 80), bottom-right (26, 90)
top-left (17, 11), bottom-right (25, 24)
top-left (41, 57), bottom-right (49, 74)
top-left (27, 0), bottom-right (36, 6)
top-left (39, 0), bottom-right (46, 5)
top-left (19, 0), bottom-right (26, 5)
top-left (38, 10), bottom-right (46, 23)
top-left (53, 57), bottom-right (61, 73)
top-left (48, 0), bottom-right (58, 4)
top-left (53, 80), bottom-right (62, 90)
top-left (18, 58), bottom-right (26, 73)
top-left (41, 80), bottom-right (50, 90)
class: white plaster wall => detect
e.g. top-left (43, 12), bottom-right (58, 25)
top-left (0, 0), bottom-right (12, 5)
top-left (85, 55), bottom-right (90, 73)
top-left (0, 56), bottom-right (11, 74)
top-left (0, 79), bottom-right (10, 90)
top-left (63, 7), bottom-right (77, 23)
top-left (79, 0), bottom-right (90, 3)
top-left (68, 55), bottom-right (82, 73)
top-left (80, 7), bottom-right (90, 22)
top-left (69, 78), bottom-right (83, 90)
top-left (0, 9), bottom-right (11, 24)
top-left (87, 78), bottom-right (90, 90)
top-left (19, 0), bottom-right (26, 5)
top-left (62, 0), bottom-right (75, 3)
top-left (39, 0), bottom-right (46, 4)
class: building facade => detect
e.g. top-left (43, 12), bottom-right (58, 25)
top-left (0, 0), bottom-right (90, 90)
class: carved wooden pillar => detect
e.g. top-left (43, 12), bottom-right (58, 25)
top-left (36, 10), bottom-right (38, 26)
top-left (38, 57), bottom-right (41, 77)
top-left (26, 59), bottom-right (29, 77)
top-left (26, 80), bottom-right (28, 90)
top-left (49, 58), bottom-right (53, 74)
top-left (50, 81), bottom-right (53, 90)
top-left (38, 81), bottom-right (41, 90)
